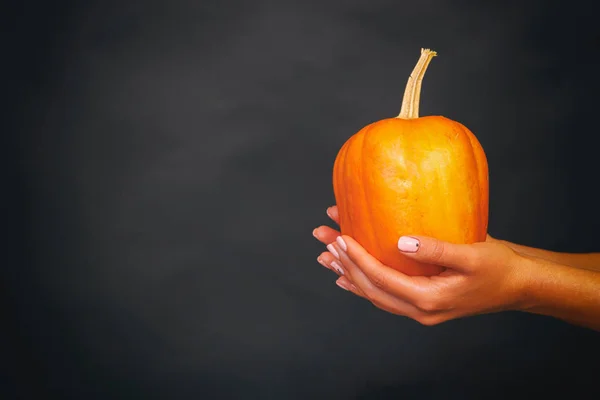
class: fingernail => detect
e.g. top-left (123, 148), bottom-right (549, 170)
top-left (326, 208), bottom-right (332, 218)
top-left (336, 279), bottom-right (351, 291)
top-left (312, 228), bottom-right (318, 238)
top-left (317, 257), bottom-right (330, 270)
top-left (331, 260), bottom-right (344, 275)
top-left (336, 236), bottom-right (347, 251)
top-left (398, 236), bottom-right (420, 253)
top-left (327, 244), bottom-right (340, 259)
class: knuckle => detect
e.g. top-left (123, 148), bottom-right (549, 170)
top-left (414, 291), bottom-right (440, 312)
top-left (429, 240), bottom-right (446, 263)
top-left (371, 299), bottom-right (388, 311)
top-left (415, 313), bottom-right (444, 327)
top-left (362, 286), bottom-right (378, 302)
top-left (369, 270), bottom-right (388, 290)
top-left (371, 300), bottom-right (404, 317)
top-left (416, 299), bottom-right (439, 313)
top-left (463, 247), bottom-right (482, 269)
top-left (414, 291), bottom-right (448, 313)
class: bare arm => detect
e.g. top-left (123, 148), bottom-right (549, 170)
top-left (522, 257), bottom-right (600, 331)
top-left (488, 235), bottom-right (600, 272)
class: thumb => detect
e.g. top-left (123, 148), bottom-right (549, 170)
top-left (397, 235), bottom-right (476, 271)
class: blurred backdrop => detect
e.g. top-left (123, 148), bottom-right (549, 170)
top-left (5, 0), bottom-right (600, 398)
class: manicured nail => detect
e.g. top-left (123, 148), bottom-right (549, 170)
top-left (317, 257), bottom-right (330, 270)
top-left (312, 228), bottom-right (317, 238)
top-left (326, 208), bottom-right (332, 218)
top-left (398, 236), bottom-right (420, 253)
top-left (331, 260), bottom-right (344, 275)
top-left (336, 279), bottom-right (351, 291)
top-left (336, 236), bottom-right (347, 251)
top-left (327, 244), bottom-right (340, 259)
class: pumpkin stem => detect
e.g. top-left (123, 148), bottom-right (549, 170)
top-left (397, 48), bottom-right (437, 119)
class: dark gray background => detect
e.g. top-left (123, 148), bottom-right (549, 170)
top-left (5, 0), bottom-right (600, 399)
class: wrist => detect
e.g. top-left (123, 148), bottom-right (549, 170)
top-left (504, 249), bottom-right (600, 331)
top-left (511, 254), bottom-right (549, 312)
top-left (516, 255), bottom-right (598, 313)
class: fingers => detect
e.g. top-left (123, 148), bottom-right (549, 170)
top-left (326, 206), bottom-right (339, 224)
top-left (328, 241), bottom-right (381, 298)
top-left (317, 251), bottom-right (345, 275)
top-left (335, 275), bottom-right (423, 318)
top-left (327, 239), bottom-right (427, 317)
top-left (312, 206), bottom-right (341, 245)
top-left (318, 234), bottom-right (452, 325)
top-left (320, 243), bottom-right (402, 309)
top-left (313, 225), bottom-right (340, 246)
top-left (319, 252), bottom-right (367, 300)
top-left (313, 218), bottom-right (472, 326)
top-left (335, 276), bottom-right (358, 293)
top-left (335, 235), bottom-right (437, 306)
top-left (397, 235), bottom-right (478, 272)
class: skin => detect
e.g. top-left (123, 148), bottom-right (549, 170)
top-left (313, 206), bottom-right (600, 331)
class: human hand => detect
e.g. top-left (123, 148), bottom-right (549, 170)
top-left (313, 206), bottom-right (534, 325)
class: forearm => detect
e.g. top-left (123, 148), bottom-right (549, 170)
top-left (499, 239), bottom-right (600, 272)
top-left (519, 257), bottom-right (600, 331)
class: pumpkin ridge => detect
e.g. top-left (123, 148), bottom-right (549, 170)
top-left (463, 124), bottom-right (489, 240)
top-left (337, 139), bottom-right (352, 238)
top-left (461, 124), bottom-right (483, 239)
top-left (358, 124), bottom-right (383, 261)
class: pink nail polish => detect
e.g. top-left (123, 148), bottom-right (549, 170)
top-left (397, 236), bottom-right (420, 253)
top-left (327, 244), bottom-right (340, 259)
top-left (336, 236), bottom-right (347, 251)
top-left (331, 261), bottom-right (344, 275)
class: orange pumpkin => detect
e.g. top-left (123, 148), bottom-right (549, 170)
top-left (332, 48), bottom-right (489, 276)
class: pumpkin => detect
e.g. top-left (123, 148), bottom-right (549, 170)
top-left (332, 48), bottom-right (489, 276)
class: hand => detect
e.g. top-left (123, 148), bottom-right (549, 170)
top-left (313, 206), bottom-right (533, 326)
